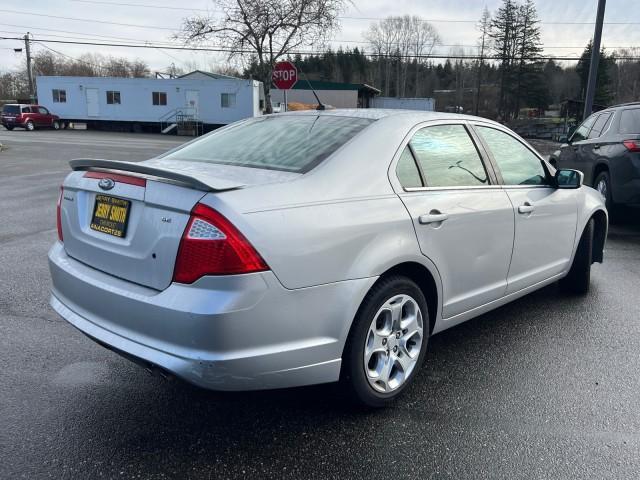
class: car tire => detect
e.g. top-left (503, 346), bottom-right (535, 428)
top-left (4, 125), bottom-right (14, 131)
top-left (52, 121), bottom-right (60, 130)
top-left (561, 219), bottom-right (594, 295)
top-left (25, 121), bottom-right (35, 131)
top-left (342, 275), bottom-right (430, 408)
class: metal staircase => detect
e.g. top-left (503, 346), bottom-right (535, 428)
top-left (159, 107), bottom-right (202, 136)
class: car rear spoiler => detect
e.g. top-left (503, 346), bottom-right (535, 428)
top-left (69, 159), bottom-right (244, 192)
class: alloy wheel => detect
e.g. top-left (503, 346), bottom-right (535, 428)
top-left (364, 294), bottom-right (423, 393)
top-left (596, 178), bottom-right (607, 200)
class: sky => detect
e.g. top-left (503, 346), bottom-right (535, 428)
top-left (1, 0), bottom-right (639, 75)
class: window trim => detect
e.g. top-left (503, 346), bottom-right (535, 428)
top-left (106, 90), bottom-right (121, 105)
top-left (152, 91), bottom-right (167, 106)
top-left (470, 122), bottom-right (554, 187)
top-left (52, 89), bottom-right (67, 103)
top-left (391, 120), bottom-right (499, 193)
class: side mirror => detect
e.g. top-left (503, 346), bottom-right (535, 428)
top-left (558, 134), bottom-right (569, 143)
top-left (555, 169), bottom-right (583, 189)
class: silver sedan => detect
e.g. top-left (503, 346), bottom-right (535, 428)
top-left (49, 110), bottom-right (608, 407)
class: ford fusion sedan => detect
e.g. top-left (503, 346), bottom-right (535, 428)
top-left (49, 110), bottom-right (607, 407)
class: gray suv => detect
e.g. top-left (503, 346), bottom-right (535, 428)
top-left (551, 102), bottom-right (640, 210)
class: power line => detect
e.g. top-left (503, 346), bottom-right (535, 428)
top-left (0, 9), bottom-right (176, 31)
top-left (70, 0), bottom-right (211, 12)
top-left (0, 22), bottom-right (179, 45)
top-left (3, 36), bottom-right (640, 61)
top-left (65, 1), bottom-right (640, 25)
top-left (6, 7), bottom-right (640, 28)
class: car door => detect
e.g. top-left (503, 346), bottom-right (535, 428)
top-left (474, 124), bottom-right (578, 294)
top-left (37, 106), bottom-right (52, 127)
top-left (580, 111), bottom-right (614, 185)
top-left (558, 113), bottom-right (598, 171)
top-left (21, 106), bottom-right (35, 125)
top-left (394, 122), bottom-right (515, 318)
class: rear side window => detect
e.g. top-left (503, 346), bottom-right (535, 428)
top-left (162, 115), bottom-right (375, 173)
top-left (22, 107), bottom-right (32, 113)
top-left (588, 112), bottom-right (612, 139)
top-left (620, 108), bottom-right (640, 134)
top-left (409, 124), bottom-right (488, 187)
top-left (396, 146), bottom-right (423, 188)
top-left (477, 126), bottom-right (548, 186)
top-left (2, 105), bottom-right (19, 114)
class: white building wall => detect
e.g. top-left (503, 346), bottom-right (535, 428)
top-left (270, 89), bottom-right (358, 108)
top-left (35, 76), bottom-right (262, 124)
top-left (371, 96), bottom-right (435, 111)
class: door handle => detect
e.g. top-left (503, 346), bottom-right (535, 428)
top-left (419, 212), bottom-right (449, 225)
top-left (593, 144), bottom-right (601, 149)
top-left (518, 203), bottom-right (535, 214)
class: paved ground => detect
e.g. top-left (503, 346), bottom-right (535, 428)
top-left (1, 128), bottom-right (640, 479)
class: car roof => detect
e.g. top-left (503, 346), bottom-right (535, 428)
top-left (275, 108), bottom-right (504, 127)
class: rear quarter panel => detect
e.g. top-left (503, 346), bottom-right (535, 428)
top-left (198, 116), bottom-right (441, 291)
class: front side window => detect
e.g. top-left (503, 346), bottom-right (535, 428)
top-left (477, 126), bottom-right (548, 186)
top-left (162, 115), bottom-right (374, 173)
top-left (588, 112), bottom-right (612, 139)
top-left (571, 114), bottom-right (597, 142)
top-left (106, 91), bottom-right (121, 105)
top-left (620, 108), bottom-right (640, 134)
top-left (396, 146), bottom-right (423, 188)
top-left (152, 91), bottom-right (167, 106)
top-left (221, 93), bottom-right (236, 108)
top-left (38, 107), bottom-right (49, 115)
top-left (409, 124), bottom-right (488, 187)
top-left (52, 89), bottom-right (66, 103)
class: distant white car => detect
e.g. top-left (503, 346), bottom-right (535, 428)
top-left (49, 109), bottom-right (608, 407)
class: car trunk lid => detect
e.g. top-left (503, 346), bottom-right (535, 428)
top-left (61, 159), bottom-right (300, 290)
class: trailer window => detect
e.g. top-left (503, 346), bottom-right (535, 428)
top-left (106, 91), bottom-right (121, 105)
top-left (52, 89), bottom-right (66, 103)
top-left (221, 93), bottom-right (236, 108)
top-left (161, 115), bottom-right (375, 173)
top-left (152, 92), bottom-right (167, 106)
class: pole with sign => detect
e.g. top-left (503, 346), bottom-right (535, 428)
top-left (272, 61), bottom-right (298, 112)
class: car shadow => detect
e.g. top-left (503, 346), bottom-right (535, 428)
top-left (55, 278), bottom-right (607, 476)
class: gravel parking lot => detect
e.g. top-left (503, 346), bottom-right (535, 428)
top-left (1, 128), bottom-right (640, 479)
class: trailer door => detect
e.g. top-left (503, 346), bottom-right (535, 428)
top-left (86, 88), bottom-right (100, 117)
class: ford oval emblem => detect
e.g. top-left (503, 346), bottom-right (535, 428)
top-left (98, 178), bottom-right (115, 190)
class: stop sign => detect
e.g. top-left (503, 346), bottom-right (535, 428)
top-left (272, 61), bottom-right (298, 90)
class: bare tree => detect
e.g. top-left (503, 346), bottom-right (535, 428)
top-left (178, 0), bottom-right (348, 113)
top-left (365, 15), bottom-right (439, 97)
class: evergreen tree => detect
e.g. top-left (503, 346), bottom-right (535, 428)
top-left (576, 40), bottom-right (614, 106)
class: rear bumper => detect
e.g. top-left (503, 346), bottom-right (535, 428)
top-left (48, 242), bottom-right (376, 390)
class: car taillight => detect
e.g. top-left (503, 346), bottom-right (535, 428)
top-left (173, 203), bottom-right (268, 283)
top-left (623, 140), bottom-right (640, 152)
top-left (56, 186), bottom-right (63, 242)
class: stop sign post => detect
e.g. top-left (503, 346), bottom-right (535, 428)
top-left (272, 61), bottom-right (298, 112)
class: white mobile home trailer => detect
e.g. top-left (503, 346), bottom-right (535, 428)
top-left (35, 71), bottom-right (263, 133)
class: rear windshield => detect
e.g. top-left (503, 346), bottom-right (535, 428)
top-left (162, 115), bottom-right (375, 173)
top-left (620, 108), bottom-right (640, 134)
top-left (2, 105), bottom-right (20, 114)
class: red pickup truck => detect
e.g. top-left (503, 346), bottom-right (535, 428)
top-left (1, 104), bottom-right (61, 131)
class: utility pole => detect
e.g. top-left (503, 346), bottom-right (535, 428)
top-left (583, 0), bottom-right (606, 119)
top-left (24, 32), bottom-right (35, 101)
